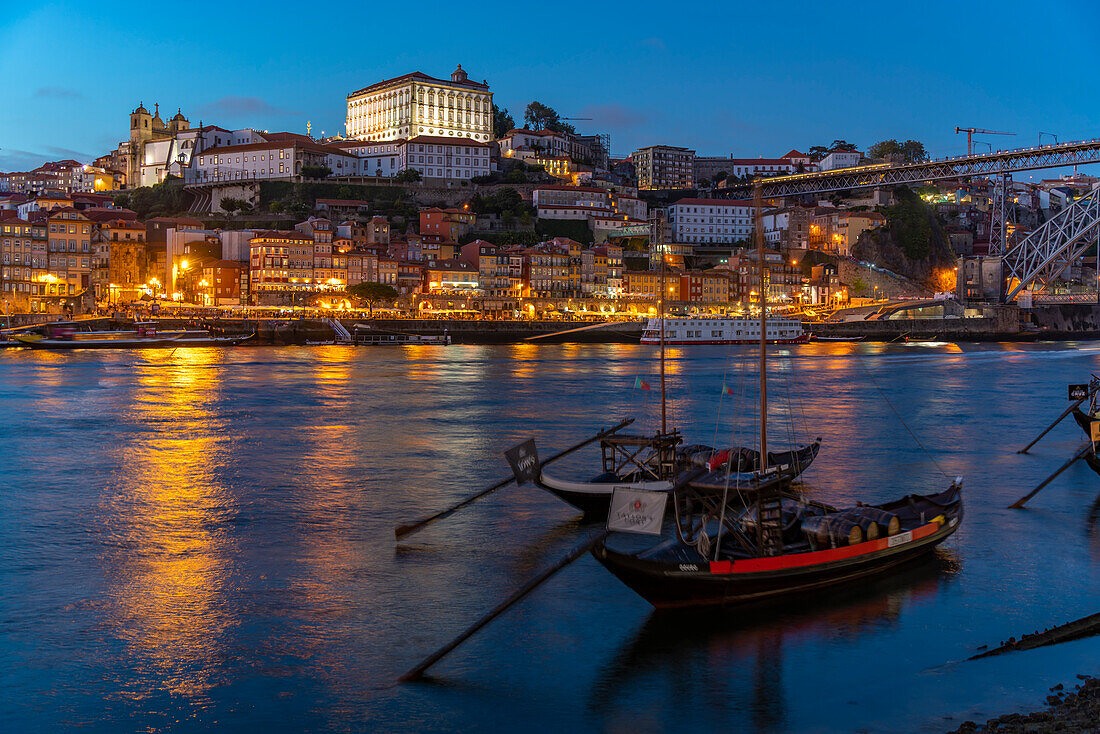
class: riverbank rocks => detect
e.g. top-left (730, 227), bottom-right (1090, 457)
top-left (948, 675), bottom-right (1100, 732)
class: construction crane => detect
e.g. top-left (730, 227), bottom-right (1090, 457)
top-left (955, 126), bottom-right (1015, 156)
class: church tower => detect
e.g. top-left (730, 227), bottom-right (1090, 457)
top-left (168, 108), bottom-right (189, 134)
top-left (130, 102), bottom-right (152, 145)
top-left (451, 64), bottom-right (468, 83)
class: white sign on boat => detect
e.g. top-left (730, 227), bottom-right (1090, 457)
top-left (607, 487), bottom-right (668, 535)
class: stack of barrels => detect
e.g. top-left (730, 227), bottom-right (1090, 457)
top-left (801, 507), bottom-right (901, 549)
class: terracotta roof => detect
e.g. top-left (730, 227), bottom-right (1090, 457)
top-left (82, 207), bottom-right (138, 222)
top-left (348, 71), bottom-right (489, 98)
top-left (261, 131), bottom-right (315, 145)
top-left (502, 128), bottom-right (566, 138)
top-left (204, 259), bottom-right (242, 269)
top-left (781, 149), bottom-right (807, 159)
top-left (45, 207), bottom-right (86, 217)
top-left (199, 140), bottom-right (355, 157)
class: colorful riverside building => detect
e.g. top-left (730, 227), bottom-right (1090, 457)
top-left (46, 208), bottom-right (92, 303)
top-left (198, 260), bottom-right (242, 306)
top-left (248, 231), bottom-right (295, 303)
top-left (0, 217), bottom-right (48, 312)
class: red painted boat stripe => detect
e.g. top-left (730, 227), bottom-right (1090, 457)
top-left (708, 522), bottom-right (941, 574)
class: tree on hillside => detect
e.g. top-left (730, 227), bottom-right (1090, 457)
top-left (884, 186), bottom-right (932, 259)
top-left (524, 101), bottom-right (575, 134)
top-left (830, 139), bottom-right (857, 152)
top-left (347, 282), bottom-right (398, 317)
top-left (220, 197), bottom-right (243, 216)
top-left (395, 169), bottom-right (422, 183)
top-left (808, 145), bottom-right (829, 161)
top-left (493, 103), bottom-right (515, 138)
top-left (868, 139), bottom-right (928, 163)
top-left (301, 165), bottom-right (332, 179)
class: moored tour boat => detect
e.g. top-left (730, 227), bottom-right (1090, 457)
top-left (13, 326), bottom-right (251, 349)
top-left (594, 179), bottom-right (963, 609)
top-left (593, 480), bottom-right (962, 608)
top-left (641, 316), bottom-right (807, 345)
top-left (537, 437), bottom-right (821, 520)
top-left (14, 333), bottom-right (182, 349)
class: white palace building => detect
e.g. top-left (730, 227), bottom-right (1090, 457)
top-left (345, 64), bottom-right (493, 144)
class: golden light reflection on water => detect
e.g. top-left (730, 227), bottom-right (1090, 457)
top-left (102, 349), bottom-right (237, 701)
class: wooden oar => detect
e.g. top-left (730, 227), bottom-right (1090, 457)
top-left (394, 418), bottom-right (635, 540)
top-left (399, 529), bottom-right (609, 682)
top-left (1009, 441), bottom-right (1094, 509)
top-left (1018, 391), bottom-right (1095, 454)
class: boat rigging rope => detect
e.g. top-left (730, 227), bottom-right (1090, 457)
top-left (857, 354), bottom-right (951, 481)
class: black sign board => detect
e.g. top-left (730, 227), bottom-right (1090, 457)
top-left (1069, 384), bottom-right (1090, 401)
top-left (504, 439), bottom-right (540, 485)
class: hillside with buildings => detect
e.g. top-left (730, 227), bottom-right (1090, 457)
top-left (3, 63), bottom-right (1098, 315)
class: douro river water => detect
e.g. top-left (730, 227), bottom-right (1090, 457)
top-left (3, 342), bottom-right (1100, 732)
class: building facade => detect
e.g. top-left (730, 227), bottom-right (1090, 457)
top-left (345, 65), bottom-right (493, 143)
top-left (668, 198), bottom-right (756, 244)
top-left (633, 145), bottom-right (695, 190)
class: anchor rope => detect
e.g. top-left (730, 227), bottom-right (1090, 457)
top-left (857, 355), bottom-right (951, 480)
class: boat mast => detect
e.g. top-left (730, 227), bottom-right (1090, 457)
top-left (658, 210), bottom-right (667, 434)
top-left (755, 179), bottom-right (767, 466)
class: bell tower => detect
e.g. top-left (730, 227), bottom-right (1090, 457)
top-left (130, 102), bottom-right (152, 144)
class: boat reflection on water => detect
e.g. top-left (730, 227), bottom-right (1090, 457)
top-left (588, 551), bottom-right (958, 731)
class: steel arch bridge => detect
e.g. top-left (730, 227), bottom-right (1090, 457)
top-left (714, 138), bottom-right (1100, 302)
top-left (1003, 188), bottom-right (1100, 302)
top-left (716, 138), bottom-right (1100, 198)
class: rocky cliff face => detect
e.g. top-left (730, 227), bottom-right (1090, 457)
top-left (850, 210), bottom-right (956, 285)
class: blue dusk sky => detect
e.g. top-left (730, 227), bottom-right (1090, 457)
top-left (2, 0), bottom-right (1099, 175)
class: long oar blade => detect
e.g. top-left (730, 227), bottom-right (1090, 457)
top-left (1018, 393), bottom-right (1092, 454)
top-left (1009, 441), bottom-right (1093, 509)
top-left (399, 529), bottom-right (608, 682)
top-left (394, 418), bottom-right (634, 540)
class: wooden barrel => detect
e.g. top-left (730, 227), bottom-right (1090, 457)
top-left (838, 510), bottom-right (881, 541)
top-left (801, 514), bottom-right (864, 548)
top-left (846, 508), bottom-right (901, 537)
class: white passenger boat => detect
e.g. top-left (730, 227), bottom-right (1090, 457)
top-left (640, 316), bottom-right (807, 345)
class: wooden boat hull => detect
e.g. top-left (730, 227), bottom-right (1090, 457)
top-left (810, 335), bottom-right (865, 342)
top-left (593, 487), bottom-right (962, 609)
top-left (1086, 452), bottom-right (1100, 477)
top-left (14, 335), bottom-right (182, 349)
top-left (1072, 408), bottom-right (1095, 437)
top-left (537, 440), bottom-right (820, 520)
top-left (535, 473), bottom-right (671, 520)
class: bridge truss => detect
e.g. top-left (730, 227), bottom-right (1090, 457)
top-left (1003, 188), bottom-right (1100, 302)
top-left (717, 139), bottom-right (1100, 198)
top-left (714, 138), bottom-right (1100, 302)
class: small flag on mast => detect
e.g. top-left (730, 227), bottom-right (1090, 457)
top-left (634, 377), bottom-right (651, 391)
top-left (721, 384), bottom-right (734, 396)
